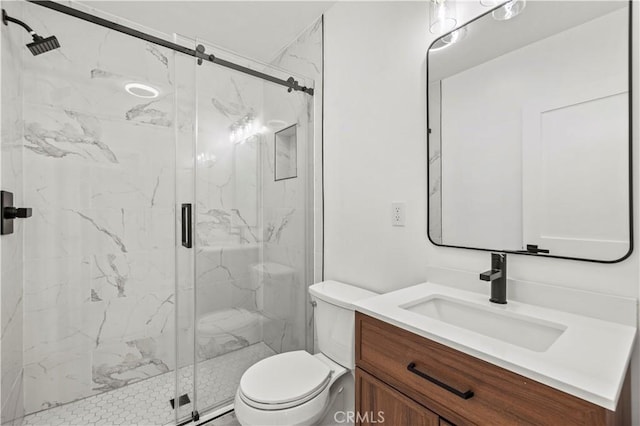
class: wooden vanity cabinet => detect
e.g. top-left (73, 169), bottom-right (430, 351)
top-left (355, 313), bottom-right (631, 426)
top-left (356, 368), bottom-right (439, 426)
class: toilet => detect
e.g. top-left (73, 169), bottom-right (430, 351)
top-left (234, 280), bottom-right (378, 426)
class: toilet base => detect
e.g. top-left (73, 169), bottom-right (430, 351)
top-left (316, 372), bottom-right (354, 426)
top-left (235, 372), bottom-right (354, 426)
top-left (234, 385), bottom-right (330, 426)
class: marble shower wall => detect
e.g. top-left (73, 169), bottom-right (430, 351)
top-left (264, 18), bottom-right (323, 353)
top-left (168, 24), bottom-right (321, 414)
top-left (193, 57), bottom-right (266, 362)
top-left (186, 46), bottom-right (268, 411)
top-left (11, 3), bottom-right (322, 416)
top-left (189, 18), bottom-right (322, 367)
top-left (20, 3), bottom-right (177, 415)
top-left (1, 1), bottom-right (25, 424)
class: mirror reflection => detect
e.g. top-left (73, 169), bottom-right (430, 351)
top-left (428, 1), bottom-right (631, 262)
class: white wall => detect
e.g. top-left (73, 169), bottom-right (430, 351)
top-left (324, 0), bottom-right (639, 422)
top-left (324, 2), bottom-right (430, 293)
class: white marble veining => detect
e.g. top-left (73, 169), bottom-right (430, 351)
top-left (20, 1), bottom-right (177, 414)
top-left (197, 308), bottom-right (264, 360)
top-left (355, 282), bottom-right (637, 410)
top-left (22, 343), bottom-right (274, 426)
top-left (22, 2), bottom-right (176, 127)
top-left (13, 2), bottom-right (321, 419)
top-left (194, 64), bottom-right (263, 248)
top-left (186, 25), bottom-right (320, 370)
top-left (272, 18), bottom-right (323, 286)
top-left (258, 19), bottom-right (321, 354)
top-left (1, 1), bottom-right (26, 424)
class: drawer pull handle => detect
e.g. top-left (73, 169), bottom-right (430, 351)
top-left (407, 362), bottom-right (474, 400)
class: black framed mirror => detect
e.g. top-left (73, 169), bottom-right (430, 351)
top-left (427, 1), bottom-right (632, 263)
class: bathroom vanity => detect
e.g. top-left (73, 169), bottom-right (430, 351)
top-left (411, 0), bottom-right (637, 423)
top-left (354, 283), bottom-right (635, 425)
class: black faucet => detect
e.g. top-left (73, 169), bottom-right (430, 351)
top-left (479, 253), bottom-right (507, 304)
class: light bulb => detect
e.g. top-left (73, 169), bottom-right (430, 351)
top-left (429, 0), bottom-right (457, 35)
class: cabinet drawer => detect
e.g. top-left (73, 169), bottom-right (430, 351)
top-left (356, 367), bottom-right (439, 426)
top-left (355, 313), bottom-right (628, 426)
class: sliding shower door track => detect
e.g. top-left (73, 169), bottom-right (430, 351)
top-left (168, 403), bottom-right (233, 426)
top-left (26, 0), bottom-right (314, 95)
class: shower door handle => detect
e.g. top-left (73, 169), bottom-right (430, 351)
top-left (181, 203), bottom-right (193, 249)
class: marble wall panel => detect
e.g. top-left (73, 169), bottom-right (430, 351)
top-left (258, 17), bottom-right (322, 354)
top-left (11, 6), bottom-right (323, 417)
top-left (271, 18), bottom-right (324, 298)
top-left (194, 65), bottom-right (264, 248)
top-left (19, 1), bottom-right (177, 413)
top-left (194, 245), bottom-right (261, 360)
top-left (263, 17), bottom-right (323, 351)
top-left (22, 4), bottom-right (175, 125)
top-left (1, 1), bottom-right (25, 424)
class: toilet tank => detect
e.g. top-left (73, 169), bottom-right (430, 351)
top-left (309, 281), bottom-right (378, 368)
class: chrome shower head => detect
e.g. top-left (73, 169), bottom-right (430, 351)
top-left (2, 9), bottom-right (60, 56)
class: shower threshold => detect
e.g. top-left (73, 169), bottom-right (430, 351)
top-left (22, 342), bottom-right (275, 426)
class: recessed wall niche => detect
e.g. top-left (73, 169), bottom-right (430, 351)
top-left (275, 124), bottom-right (298, 181)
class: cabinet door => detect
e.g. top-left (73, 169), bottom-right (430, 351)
top-left (356, 368), bottom-right (439, 426)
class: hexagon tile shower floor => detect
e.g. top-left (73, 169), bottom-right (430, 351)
top-left (22, 343), bottom-right (274, 426)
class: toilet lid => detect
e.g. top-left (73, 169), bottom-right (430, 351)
top-left (239, 351), bottom-right (332, 407)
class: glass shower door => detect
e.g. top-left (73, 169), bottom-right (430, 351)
top-left (180, 38), bottom-right (315, 419)
top-left (9, 3), bottom-right (180, 426)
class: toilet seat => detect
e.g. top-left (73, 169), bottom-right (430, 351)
top-left (239, 351), bottom-right (332, 410)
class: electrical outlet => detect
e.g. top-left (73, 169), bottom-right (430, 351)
top-left (392, 202), bottom-right (405, 226)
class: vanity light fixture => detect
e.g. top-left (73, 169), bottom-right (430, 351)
top-left (486, 0), bottom-right (526, 21)
top-left (124, 82), bottom-right (159, 99)
top-left (429, 0), bottom-right (457, 35)
top-left (197, 152), bottom-right (217, 168)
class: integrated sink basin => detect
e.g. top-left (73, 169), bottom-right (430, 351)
top-left (401, 296), bottom-right (567, 352)
top-left (355, 282), bottom-right (638, 410)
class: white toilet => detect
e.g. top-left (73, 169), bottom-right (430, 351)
top-left (234, 280), bottom-right (378, 426)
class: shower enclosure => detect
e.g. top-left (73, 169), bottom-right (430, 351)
top-left (173, 36), bottom-right (316, 423)
top-left (0, 2), bottom-right (319, 425)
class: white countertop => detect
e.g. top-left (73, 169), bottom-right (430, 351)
top-left (354, 282), bottom-right (637, 411)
